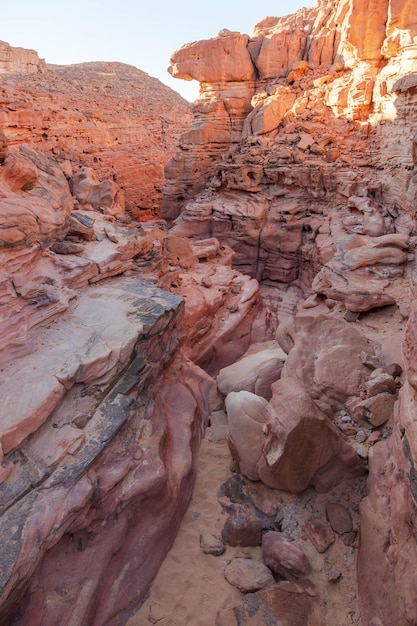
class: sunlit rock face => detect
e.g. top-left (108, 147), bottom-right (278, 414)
top-left (0, 54), bottom-right (192, 219)
top-left (164, 2), bottom-right (417, 625)
top-left (162, 31), bottom-right (256, 221)
top-left (0, 40), bottom-right (45, 73)
top-left (165, 0), bottom-right (417, 301)
top-left (2, 0), bottom-right (417, 623)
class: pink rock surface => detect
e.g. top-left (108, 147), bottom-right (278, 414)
top-left (278, 314), bottom-right (374, 413)
top-left (262, 531), bottom-right (311, 579)
top-left (217, 345), bottom-right (286, 399)
top-left (0, 61), bottom-right (191, 218)
top-left (224, 557), bottom-right (275, 593)
top-left (0, 40), bottom-right (45, 73)
top-left (226, 378), bottom-right (365, 494)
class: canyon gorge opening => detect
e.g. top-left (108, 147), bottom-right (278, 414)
top-left (1, 0), bottom-right (417, 624)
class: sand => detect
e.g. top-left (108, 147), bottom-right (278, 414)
top-left (127, 425), bottom-right (243, 626)
top-left (127, 422), bottom-right (368, 626)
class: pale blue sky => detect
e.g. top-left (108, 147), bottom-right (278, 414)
top-left (2, 1), bottom-right (315, 101)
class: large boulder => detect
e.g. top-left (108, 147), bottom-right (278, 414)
top-left (225, 378), bottom-right (365, 494)
top-left (312, 233), bottom-right (409, 313)
top-left (217, 344), bottom-right (287, 400)
top-left (277, 315), bottom-right (375, 414)
top-left (70, 167), bottom-right (125, 217)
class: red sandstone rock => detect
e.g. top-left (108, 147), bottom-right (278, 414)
top-left (312, 233), bottom-right (408, 313)
top-left (0, 61), bottom-right (191, 218)
top-left (3, 0), bottom-right (417, 623)
top-left (225, 378), bottom-right (365, 494)
top-left (304, 519), bottom-right (335, 553)
top-left (169, 31), bottom-right (256, 83)
top-left (70, 166), bottom-right (125, 216)
top-left (216, 345), bottom-right (286, 400)
top-left (0, 40), bottom-right (45, 73)
top-left (200, 532), bottom-right (225, 556)
top-left (325, 502), bottom-right (353, 534)
top-left (364, 368), bottom-right (397, 397)
top-left (262, 532), bottom-right (311, 579)
top-left (277, 314), bottom-right (374, 414)
top-left (216, 581), bottom-right (317, 626)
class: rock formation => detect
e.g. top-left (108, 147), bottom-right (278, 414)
top-left (0, 49), bottom-right (192, 218)
top-left (0, 127), bottom-right (270, 624)
top-left (156, 0), bottom-right (417, 624)
top-left (0, 40), bottom-right (45, 73)
top-left (2, 0), bottom-right (417, 624)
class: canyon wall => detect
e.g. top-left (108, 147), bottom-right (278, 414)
top-left (164, 1), bottom-right (417, 624)
top-left (2, 0), bottom-right (417, 623)
top-left (0, 125), bottom-right (270, 623)
top-left (0, 49), bottom-right (192, 219)
top-left (0, 41), bottom-right (45, 74)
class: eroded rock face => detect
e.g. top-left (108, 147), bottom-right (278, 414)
top-left (216, 343), bottom-right (286, 400)
top-left (3, 0), bottom-right (417, 623)
top-left (165, 0), bottom-right (417, 321)
top-left (0, 40), bottom-right (45, 73)
top-left (277, 315), bottom-right (374, 414)
top-left (0, 141), bottom-right (272, 624)
top-left (357, 303), bottom-right (417, 626)
top-left (0, 61), bottom-right (191, 218)
top-left (216, 582), bottom-right (316, 626)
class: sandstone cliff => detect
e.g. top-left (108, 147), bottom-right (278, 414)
top-left (0, 50), bottom-right (192, 218)
top-left (0, 40), bottom-right (45, 73)
top-left (2, 1), bottom-right (417, 624)
top-left (0, 139), bottom-right (270, 625)
top-left (159, 1), bottom-right (417, 624)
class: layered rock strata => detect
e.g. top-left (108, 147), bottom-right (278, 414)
top-left (0, 54), bottom-right (191, 217)
top-left (2, 0), bottom-right (417, 623)
top-left (165, 0), bottom-right (417, 314)
top-left (161, 1), bottom-right (417, 624)
top-left (0, 140), bottom-right (270, 624)
top-left (0, 41), bottom-right (45, 74)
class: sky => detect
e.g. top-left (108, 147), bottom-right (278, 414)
top-left (2, 1), bottom-right (315, 102)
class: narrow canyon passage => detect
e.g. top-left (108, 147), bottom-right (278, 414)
top-left (128, 284), bottom-right (406, 626)
top-left (2, 0), bottom-right (417, 623)
top-left (129, 424), bottom-right (366, 625)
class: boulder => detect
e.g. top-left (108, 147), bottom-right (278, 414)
top-left (325, 503), bottom-right (353, 534)
top-left (217, 346), bottom-right (287, 400)
top-left (312, 234), bottom-right (409, 313)
top-left (226, 379), bottom-right (366, 494)
top-left (261, 532), bottom-right (311, 579)
top-left (217, 475), bottom-right (278, 547)
top-left (215, 582), bottom-right (316, 626)
top-left (224, 558), bottom-right (275, 593)
top-left (70, 167), bottom-right (125, 217)
top-left (277, 315), bottom-right (374, 413)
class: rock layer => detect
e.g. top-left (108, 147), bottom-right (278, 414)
top-left (2, 0), bottom-right (417, 623)
top-left (0, 136), bottom-right (271, 624)
top-left (0, 57), bottom-right (191, 218)
top-left (163, 2), bottom-right (417, 624)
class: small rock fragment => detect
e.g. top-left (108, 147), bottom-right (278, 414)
top-left (304, 518), bottom-right (335, 553)
top-left (365, 369), bottom-right (397, 397)
top-left (327, 566), bottom-right (342, 582)
top-left (200, 532), bottom-right (225, 556)
top-left (325, 503), bottom-right (353, 534)
top-left (262, 531), bottom-right (311, 579)
top-left (343, 531), bottom-right (358, 547)
top-left (224, 557), bottom-right (275, 593)
top-left (384, 362), bottom-right (402, 378)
